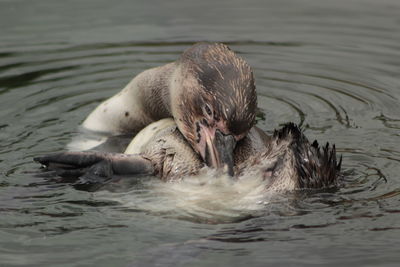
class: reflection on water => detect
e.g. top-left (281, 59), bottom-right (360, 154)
top-left (1, 0), bottom-right (400, 266)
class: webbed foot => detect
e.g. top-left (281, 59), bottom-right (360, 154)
top-left (34, 151), bottom-right (154, 191)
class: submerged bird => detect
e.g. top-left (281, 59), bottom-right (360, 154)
top-left (35, 119), bottom-right (341, 192)
top-left (81, 42), bottom-right (257, 175)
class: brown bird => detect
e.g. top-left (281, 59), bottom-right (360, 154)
top-left (81, 43), bottom-right (257, 175)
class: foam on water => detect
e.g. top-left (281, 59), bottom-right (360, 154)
top-left (96, 168), bottom-right (282, 223)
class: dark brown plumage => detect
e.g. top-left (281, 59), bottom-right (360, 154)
top-left (272, 123), bottom-right (342, 189)
top-left (176, 43), bottom-right (257, 142)
top-left (181, 43), bottom-right (257, 135)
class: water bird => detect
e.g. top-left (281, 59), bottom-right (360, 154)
top-left (35, 119), bottom-right (341, 192)
top-left (81, 42), bottom-right (257, 175)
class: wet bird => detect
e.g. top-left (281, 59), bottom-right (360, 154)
top-left (81, 42), bottom-right (257, 175)
top-left (34, 42), bottom-right (341, 192)
top-left (34, 119), bottom-right (341, 192)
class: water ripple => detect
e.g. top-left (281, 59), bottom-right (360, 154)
top-left (1, 0), bottom-right (400, 265)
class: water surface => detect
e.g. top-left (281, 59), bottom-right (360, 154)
top-left (1, 0), bottom-right (400, 266)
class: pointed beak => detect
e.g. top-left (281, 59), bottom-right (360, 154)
top-left (201, 129), bottom-right (236, 176)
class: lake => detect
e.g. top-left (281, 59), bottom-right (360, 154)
top-left (1, 0), bottom-right (400, 266)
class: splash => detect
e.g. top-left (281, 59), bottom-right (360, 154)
top-left (96, 168), bottom-right (281, 223)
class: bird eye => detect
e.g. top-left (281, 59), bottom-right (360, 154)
top-left (204, 104), bottom-right (212, 116)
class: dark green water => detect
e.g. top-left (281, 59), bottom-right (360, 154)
top-left (1, 0), bottom-right (400, 266)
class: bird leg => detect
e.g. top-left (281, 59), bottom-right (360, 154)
top-left (34, 152), bottom-right (154, 191)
